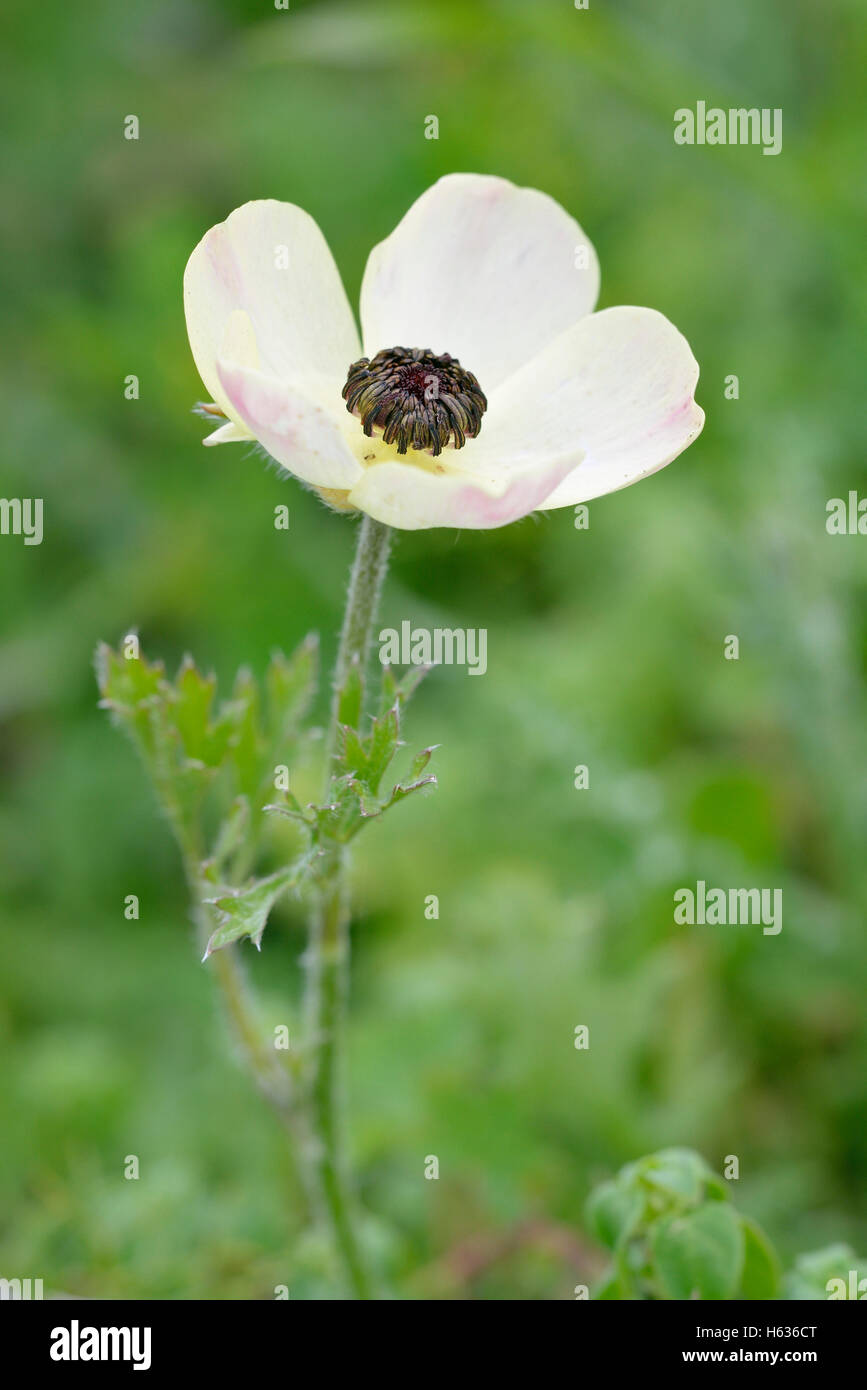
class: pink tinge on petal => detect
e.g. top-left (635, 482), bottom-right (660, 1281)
top-left (348, 453), bottom-right (578, 531)
top-left (183, 200), bottom-right (361, 416)
top-left (465, 306), bottom-right (705, 511)
top-left (452, 459), bottom-right (576, 529)
top-left (206, 228), bottom-right (244, 303)
top-left (657, 397), bottom-right (697, 432)
top-left (217, 359), bottom-right (362, 490)
top-left (538, 396), bottom-right (705, 510)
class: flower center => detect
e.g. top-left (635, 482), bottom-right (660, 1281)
top-left (342, 347), bottom-right (487, 457)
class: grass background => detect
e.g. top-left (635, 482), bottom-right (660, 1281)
top-left (1, 0), bottom-right (866, 1298)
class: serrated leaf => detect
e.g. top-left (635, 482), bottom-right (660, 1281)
top-left (264, 792), bottom-right (314, 827)
top-left (345, 778), bottom-right (387, 819)
top-left (99, 638), bottom-right (323, 905)
top-left (95, 641), bottom-right (165, 710)
top-left (362, 749), bottom-right (436, 821)
top-left (386, 773), bottom-right (437, 809)
top-left (225, 667), bottom-right (262, 798)
top-left (265, 636), bottom-right (318, 745)
top-left (363, 706), bottom-right (400, 791)
top-left (378, 662), bottom-right (431, 717)
top-left (171, 657), bottom-right (218, 763)
top-left (96, 649), bottom-right (167, 765)
top-left (404, 745), bottom-right (437, 783)
top-left (652, 1202), bottom-right (744, 1301)
top-left (336, 723), bottom-right (368, 777)
top-left (201, 861), bottom-right (307, 958)
top-left (316, 779), bottom-right (366, 842)
top-left (333, 705), bottom-right (401, 798)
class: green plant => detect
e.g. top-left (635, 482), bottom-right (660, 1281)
top-left (96, 518), bottom-right (433, 1299)
top-left (587, 1149), bottom-right (867, 1301)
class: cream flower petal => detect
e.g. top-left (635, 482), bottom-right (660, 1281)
top-left (184, 200), bottom-right (361, 418)
top-left (203, 420), bottom-right (253, 447)
top-left (359, 174), bottom-right (600, 392)
top-left (461, 306), bottom-right (703, 504)
top-left (216, 360), bottom-right (363, 489)
top-left (197, 311), bottom-right (261, 437)
top-left (346, 455), bottom-right (577, 531)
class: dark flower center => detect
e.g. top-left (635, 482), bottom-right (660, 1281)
top-left (342, 347), bottom-right (487, 457)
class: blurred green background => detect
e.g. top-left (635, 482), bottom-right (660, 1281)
top-left (1, 0), bottom-right (866, 1299)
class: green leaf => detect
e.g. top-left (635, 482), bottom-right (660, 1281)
top-left (332, 704), bottom-right (402, 803)
top-left (263, 791), bottom-right (312, 827)
top-left (585, 1180), bottom-right (644, 1252)
top-left (316, 779), bottom-right (368, 843)
top-left (322, 744), bottom-right (436, 839)
top-left (783, 1244), bottom-right (866, 1300)
top-left (201, 861), bottom-right (308, 958)
top-left (336, 723), bottom-right (369, 779)
top-left (652, 1202), bottom-right (744, 1300)
top-left (96, 641), bottom-right (164, 708)
top-left (639, 1148), bottom-right (715, 1206)
top-left (593, 1268), bottom-right (632, 1300)
top-left (97, 645), bottom-right (218, 839)
top-left (319, 654), bottom-right (436, 839)
top-left (378, 662), bottom-right (432, 717)
top-left (95, 643), bottom-right (166, 760)
top-left (387, 746), bottom-right (437, 806)
top-left (225, 667), bottom-right (261, 799)
top-left (738, 1217), bottom-right (781, 1300)
top-left (335, 659), bottom-right (363, 731)
top-left (99, 637), bottom-right (325, 926)
top-left (363, 706), bottom-right (400, 792)
top-left (171, 657), bottom-right (218, 763)
top-left (265, 636), bottom-right (318, 745)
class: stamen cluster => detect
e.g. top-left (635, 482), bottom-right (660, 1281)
top-left (343, 347), bottom-right (487, 456)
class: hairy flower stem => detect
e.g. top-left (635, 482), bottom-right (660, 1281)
top-left (323, 514), bottom-right (393, 775)
top-left (183, 857), bottom-right (322, 1211)
top-left (304, 514), bottom-right (392, 1299)
top-left (186, 863), bottom-right (293, 1111)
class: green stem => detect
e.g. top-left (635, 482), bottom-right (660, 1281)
top-left (322, 514), bottom-right (393, 789)
top-left (304, 514), bottom-right (392, 1299)
top-left (184, 856), bottom-right (315, 1171)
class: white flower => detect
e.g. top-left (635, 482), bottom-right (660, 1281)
top-left (184, 174), bottom-right (704, 530)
